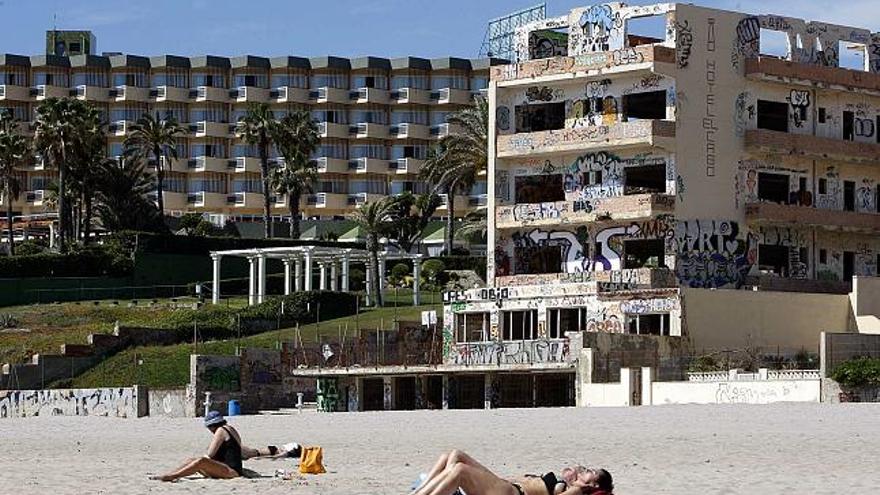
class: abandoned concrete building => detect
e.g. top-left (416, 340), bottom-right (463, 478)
top-left (291, 2), bottom-right (880, 411)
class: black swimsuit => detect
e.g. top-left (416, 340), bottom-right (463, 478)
top-left (211, 425), bottom-right (243, 475)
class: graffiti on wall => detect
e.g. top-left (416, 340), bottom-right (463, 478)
top-left (204, 365), bottom-right (241, 392)
top-left (674, 219), bottom-right (755, 289)
top-left (0, 388), bottom-right (136, 418)
top-left (562, 151), bottom-right (668, 201)
top-left (447, 338), bottom-right (570, 366)
top-left (316, 378), bottom-right (340, 412)
top-left (496, 107), bottom-right (510, 131)
top-left (676, 20), bottom-right (694, 68)
top-left (786, 90), bottom-right (810, 128)
top-left (529, 29), bottom-right (569, 59)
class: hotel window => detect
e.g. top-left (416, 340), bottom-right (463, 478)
top-left (352, 73), bottom-right (388, 89)
top-left (154, 104), bottom-right (186, 123)
top-left (232, 144), bottom-right (259, 158)
top-left (112, 72), bottom-right (147, 87)
top-left (0, 105), bottom-right (28, 121)
top-left (502, 310), bottom-right (539, 341)
top-left (72, 71), bottom-right (108, 87)
top-left (431, 74), bottom-right (468, 90)
top-left (271, 73), bottom-right (308, 88)
top-left (391, 109), bottom-right (428, 125)
top-left (391, 144), bottom-right (427, 160)
top-left (233, 73), bottom-right (268, 88)
top-left (430, 111), bottom-right (451, 126)
top-left (349, 144), bottom-right (387, 159)
top-left (0, 69), bottom-right (27, 86)
top-left (349, 179), bottom-right (388, 195)
top-left (470, 76), bottom-right (489, 91)
top-left (165, 173), bottom-right (187, 192)
top-left (190, 104), bottom-right (228, 123)
top-left (313, 141), bottom-right (347, 159)
top-left (232, 175), bottom-right (262, 193)
top-left (391, 74), bottom-right (429, 90)
top-left (390, 181), bottom-right (429, 195)
top-left (311, 108), bottom-right (347, 124)
top-left (187, 174), bottom-right (227, 194)
top-left (311, 73), bottom-right (347, 89)
top-left (315, 180), bottom-right (347, 194)
top-left (191, 72), bottom-right (227, 88)
top-left (33, 70), bottom-right (69, 87)
top-left (151, 70), bottom-right (187, 88)
top-left (108, 142), bottom-right (124, 157)
top-left (191, 140), bottom-right (227, 158)
top-left (351, 108), bottom-right (388, 124)
top-left (109, 105), bottom-right (147, 122)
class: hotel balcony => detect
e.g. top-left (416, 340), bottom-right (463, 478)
top-left (494, 267), bottom-right (678, 290)
top-left (310, 87), bottom-right (350, 104)
top-left (496, 120), bottom-right (676, 159)
top-left (270, 86), bottom-right (310, 104)
top-left (190, 121), bottom-right (231, 138)
top-left (230, 156), bottom-right (261, 174)
top-left (316, 157), bottom-right (348, 174)
top-left (110, 85), bottom-right (150, 102)
top-left (227, 191), bottom-right (264, 209)
top-left (317, 122), bottom-right (350, 139)
top-left (151, 85), bottom-right (190, 102)
top-left (347, 192), bottom-right (384, 208)
top-left (745, 202), bottom-right (880, 235)
top-left (745, 56), bottom-right (880, 95)
top-left (159, 191), bottom-right (187, 211)
top-left (72, 85), bottom-right (110, 102)
top-left (436, 193), bottom-right (469, 213)
top-left (31, 84), bottom-right (68, 100)
top-left (147, 155), bottom-right (189, 173)
top-left (351, 87), bottom-right (389, 104)
top-left (191, 86), bottom-right (229, 103)
top-left (186, 191), bottom-right (227, 209)
top-left (0, 84), bottom-right (31, 101)
top-left (468, 194), bottom-right (489, 208)
top-left (389, 157), bottom-right (424, 175)
top-left (390, 87), bottom-right (432, 105)
top-left (306, 192), bottom-right (348, 210)
top-left (432, 88), bottom-right (472, 105)
top-left (348, 157), bottom-right (389, 174)
top-left (350, 122), bottom-right (389, 139)
top-left (745, 129), bottom-right (880, 164)
top-left (495, 193), bottom-right (675, 229)
top-left (390, 123), bottom-right (430, 140)
top-left (108, 120), bottom-right (134, 137)
top-left (187, 156), bottom-right (228, 173)
top-left (25, 190), bottom-right (47, 207)
top-left (231, 86), bottom-right (269, 103)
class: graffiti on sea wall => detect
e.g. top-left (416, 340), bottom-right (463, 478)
top-left (0, 388), bottom-right (137, 418)
top-left (447, 339), bottom-right (570, 366)
top-left (316, 378), bottom-right (340, 412)
top-left (674, 219), bottom-right (755, 289)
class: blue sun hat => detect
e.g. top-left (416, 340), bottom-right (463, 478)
top-left (204, 410), bottom-right (226, 427)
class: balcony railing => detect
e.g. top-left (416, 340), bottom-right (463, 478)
top-left (307, 193), bottom-right (327, 207)
top-left (187, 192), bottom-right (204, 204)
top-left (348, 192), bottom-right (367, 206)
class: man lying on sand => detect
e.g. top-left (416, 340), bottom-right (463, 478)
top-left (151, 411), bottom-right (243, 482)
top-left (241, 442), bottom-right (302, 460)
top-left (412, 450), bottom-right (613, 495)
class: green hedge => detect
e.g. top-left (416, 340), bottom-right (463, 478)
top-left (429, 256), bottom-right (486, 279)
top-left (0, 248), bottom-right (132, 278)
top-left (831, 357), bottom-right (880, 388)
top-left (114, 231), bottom-right (365, 256)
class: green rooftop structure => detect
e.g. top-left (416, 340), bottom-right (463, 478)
top-left (45, 30), bottom-right (96, 56)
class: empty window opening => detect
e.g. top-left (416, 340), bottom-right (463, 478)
top-left (876, 184), bottom-right (880, 213)
top-left (626, 313), bottom-right (671, 336)
top-left (514, 244), bottom-right (562, 275)
top-left (818, 178), bottom-right (828, 195)
top-left (624, 164), bottom-right (666, 194)
top-left (448, 375), bottom-right (484, 410)
top-left (497, 374), bottom-right (534, 408)
top-left (515, 174), bottom-right (565, 203)
top-left (361, 378), bottom-right (385, 411)
top-left (819, 249), bottom-right (827, 264)
top-left (757, 100), bottom-right (789, 132)
top-left (757, 172), bottom-right (790, 204)
top-left (515, 102), bottom-right (566, 133)
top-left (547, 308), bottom-right (582, 338)
top-left (534, 374), bottom-right (575, 407)
top-left (818, 107), bottom-right (827, 123)
top-left (759, 244), bottom-right (789, 276)
top-left (759, 29), bottom-right (790, 59)
top-left (839, 41), bottom-right (866, 71)
top-left (529, 29), bottom-right (569, 59)
top-left (454, 312), bottom-right (489, 343)
top-left (844, 180), bottom-right (856, 211)
top-left (502, 310), bottom-right (539, 341)
top-left (623, 239), bottom-right (666, 269)
top-left (843, 111), bottom-right (855, 141)
top-left (623, 90), bottom-right (666, 120)
top-left (424, 376), bottom-right (443, 409)
top-left (626, 15), bottom-right (667, 47)
top-left (843, 251), bottom-right (855, 281)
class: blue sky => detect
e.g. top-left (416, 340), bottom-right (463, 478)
top-left (0, 0), bottom-right (877, 58)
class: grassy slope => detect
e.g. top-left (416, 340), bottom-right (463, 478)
top-left (71, 304), bottom-right (440, 389)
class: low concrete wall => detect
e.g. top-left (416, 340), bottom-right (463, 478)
top-left (579, 368), bottom-right (634, 407)
top-left (651, 379), bottom-right (820, 405)
top-left (0, 386), bottom-right (146, 418)
top-left (147, 388), bottom-right (193, 417)
top-left (821, 378), bottom-right (880, 403)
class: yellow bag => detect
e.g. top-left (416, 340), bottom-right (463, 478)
top-left (299, 446), bottom-right (326, 474)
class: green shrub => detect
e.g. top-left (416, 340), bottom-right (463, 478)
top-left (831, 357), bottom-right (880, 388)
top-left (14, 240), bottom-right (48, 256)
top-left (238, 291), bottom-right (358, 325)
top-left (390, 262), bottom-right (411, 285)
top-left (421, 259), bottom-right (445, 281)
top-left (0, 247), bottom-right (133, 278)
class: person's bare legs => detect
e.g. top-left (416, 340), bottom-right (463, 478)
top-left (414, 450), bottom-right (496, 495)
top-left (151, 456), bottom-right (238, 482)
top-left (421, 462), bottom-right (517, 495)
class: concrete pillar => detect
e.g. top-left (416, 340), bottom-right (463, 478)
top-left (319, 263), bottom-right (327, 290)
top-left (330, 262), bottom-right (338, 291)
top-left (383, 376), bottom-right (394, 411)
top-left (641, 367), bottom-right (655, 406)
top-left (378, 256), bottom-right (386, 293)
top-left (365, 263), bottom-right (372, 306)
top-left (257, 254), bottom-right (267, 304)
top-left (341, 255), bottom-right (350, 292)
top-left (620, 368), bottom-right (633, 407)
top-left (283, 259), bottom-right (292, 296)
top-left (247, 257), bottom-right (257, 306)
top-left (412, 258), bottom-right (421, 306)
top-left (211, 254), bottom-right (222, 304)
top-left (304, 251), bottom-right (313, 291)
top-left (294, 258), bottom-right (303, 292)
top-left (483, 373), bottom-right (494, 409)
top-left (441, 375), bottom-right (450, 410)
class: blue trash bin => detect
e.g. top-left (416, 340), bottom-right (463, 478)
top-left (227, 400), bottom-right (241, 416)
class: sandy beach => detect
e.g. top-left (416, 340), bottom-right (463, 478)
top-left (1, 403), bottom-right (878, 494)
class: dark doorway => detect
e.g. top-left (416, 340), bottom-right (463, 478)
top-left (758, 172), bottom-right (790, 204)
top-left (843, 251), bottom-right (855, 281)
top-left (759, 244), bottom-right (790, 276)
top-left (515, 102), bottom-right (565, 133)
top-left (623, 90), bottom-right (666, 120)
top-left (515, 174), bottom-right (565, 203)
top-left (497, 374), bottom-right (534, 408)
top-left (757, 100), bottom-right (789, 132)
top-left (624, 164), bottom-right (666, 194)
top-left (449, 375), bottom-right (484, 409)
top-left (844, 111), bottom-right (854, 141)
top-left (394, 376), bottom-right (416, 410)
top-left (425, 376), bottom-right (443, 409)
top-left (623, 239), bottom-right (666, 269)
top-left (844, 180), bottom-right (856, 211)
top-left (535, 373), bottom-right (575, 407)
top-left (362, 378), bottom-right (385, 411)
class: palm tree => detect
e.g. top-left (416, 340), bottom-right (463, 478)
top-left (236, 103), bottom-right (279, 239)
top-left (352, 197), bottom-right (397, 307)
top-left (0, 110), bottom-right (29, 256)
top-left (94, 158), bottom-right (162, 233)
top-left (271, 110), bottom-right (320, 239)
top-left (124, 112), bottom-right (186, 216)
top-left (455, 208), bottom-right (488, 244)
top-left (421, 97), bottom-right (489, 254)
top-left (389, 191), bottom-right (441, 253)
top-left (66, 104), bottom-right (104, 243)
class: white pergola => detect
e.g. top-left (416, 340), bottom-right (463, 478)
top-left (209, 246), bottom-right (424, 306)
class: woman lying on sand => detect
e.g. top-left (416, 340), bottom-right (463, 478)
top-left (412, 450), bottom-right (613, 495)
top-left (151, 411), bottom-right (243, 482)
top-left (241, 442), bottom-right (302, 460)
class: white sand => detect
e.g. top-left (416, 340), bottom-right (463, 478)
top-left (1, 404), bottom-right (878, 494)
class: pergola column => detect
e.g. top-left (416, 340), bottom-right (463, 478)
top-left (294, 258), bottom-right (303, 292)
top-left (378, 256), bottom-right (387, 293)
top-left (304, 250), bottom-right (313, 291)
top-left (341, 254), bottom-right (350, 292)
top-left (257, 253), bottom-right (267, 304)
top-left (283, 258), bottom-right (292, 296)
top-left (211, 254), bottom-right (222, 305)
top-left (412, 256), bottom-right (421, 306)
top-left (365, 263), bottom-right (372, 306)
top-left (247, 256), bottom-right (257, 306)
top-left (330, 262), bottom-right (338, 291)
top-left (319, 263), bottom-right (327, 291)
